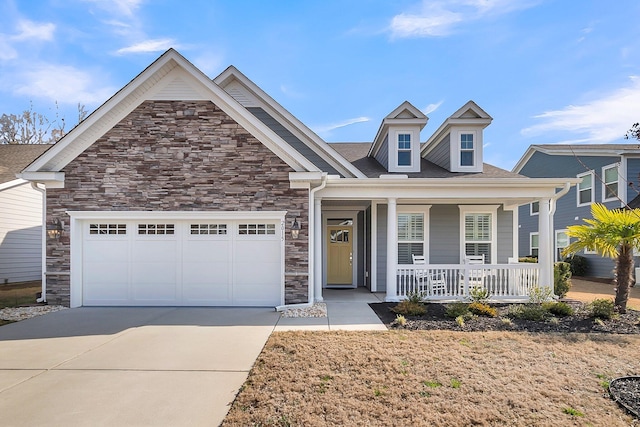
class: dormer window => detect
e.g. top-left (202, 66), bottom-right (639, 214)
top-left (397, 133), bottom-right (412, 166)
top-left (460, 133), bottom-right (475, 166)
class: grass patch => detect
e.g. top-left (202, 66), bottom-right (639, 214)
top-left (223, 331), bottom-right (638, 426)
top-left (0, 281), bottom-right (41, 308)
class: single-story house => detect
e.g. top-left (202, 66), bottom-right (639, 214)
top-left (0, 144), bottom-right (51, 284)
top-left (20, 49), bottom-right (577, 308)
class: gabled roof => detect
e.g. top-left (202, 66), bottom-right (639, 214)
top-left (21, 49), bottom-right (325, 182)
top-left (368, 101), bottom-right (428, 158)
top-left (0, 144), bottom-right (51, 184)
top-left (214, 66), bottom-right (366, 178)
top-left (512, 144), bottom-right (640, 174)
top-left (421, 100), bottom-right (492, 156)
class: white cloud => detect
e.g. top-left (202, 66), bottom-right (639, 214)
top-left (390, 0), bottom-right (539, 39)
top-left (312, 117), bottom-right (371, 135)
top-left (280, 84), bottom-right (305, 99)
top-left (521, 76), bottom-right (640, 143)
top-left (116, 38), bottom-right (177, 55)
top-left (422, 100), bottom-right (443, 115)
top-left (193, 52), bottom-right (225, 76)
top-left (83, 0), bottom-right (143, 17)
top-left (12, 19), bottom-right (56, 41)
top-left (0, 38), bottom-right (17, 60)
top-left (13, 64), bottom-right (116, 105)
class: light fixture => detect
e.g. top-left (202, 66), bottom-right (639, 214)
top-left (47, 218), bottom-right (63, 240)
top-left (291, 218), bottom-right (301, 239)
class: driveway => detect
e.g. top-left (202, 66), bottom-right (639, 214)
top-left (0, 307), bottom-right (280, 426)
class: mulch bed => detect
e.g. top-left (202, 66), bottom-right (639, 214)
top-left (369, 300), bottom-right (640, 334)
top-left (610, 377), bottom-right (640, 419)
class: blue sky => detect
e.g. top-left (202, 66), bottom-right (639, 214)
top-left (1, 0), bottom-right (639, 170)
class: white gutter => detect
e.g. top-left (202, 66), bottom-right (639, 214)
top-left (31, 182), bottom-right (47, 303)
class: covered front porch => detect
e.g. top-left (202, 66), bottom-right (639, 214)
top-left (290, 172), bottom-right (574, 304)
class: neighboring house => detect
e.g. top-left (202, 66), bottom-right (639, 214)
top-left (20, 49), bottom-right (575, 308)
top-left (0, 144), bottom-right (50, 284)
top-left (514, 144), bottom-right (640, 278)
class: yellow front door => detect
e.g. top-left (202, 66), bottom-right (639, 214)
top-left (327, 225), bottom-right (353, 285)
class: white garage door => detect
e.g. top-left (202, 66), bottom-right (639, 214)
top-left (81, 219), bottom-right (283, 306)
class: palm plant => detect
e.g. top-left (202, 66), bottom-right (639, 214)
top-left (563, 203), bottom-right (640, 313)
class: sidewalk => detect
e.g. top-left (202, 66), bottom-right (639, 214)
top-left (274, 288), bottom-right (387, 331)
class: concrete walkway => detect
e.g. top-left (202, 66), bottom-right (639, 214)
top-left (274, 288), bottom-right (388, 331)
top-left (0, 292), bottom-right (386, 426)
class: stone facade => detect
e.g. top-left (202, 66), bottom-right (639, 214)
top-left (46, 100), bottom-right (309, 306)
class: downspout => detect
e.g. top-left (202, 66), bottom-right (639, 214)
top-left (275, 173), bottom-right (328, 312)
top-left (31, 182), bottom-right (47, 303)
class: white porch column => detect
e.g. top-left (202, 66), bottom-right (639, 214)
top-left (538, 198), bottom-right (553, 291)
top-left (386, 198), bottom-right (398, 302)
top-left (314, 197), bottom-right (323, 302)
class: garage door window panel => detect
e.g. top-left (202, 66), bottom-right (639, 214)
top-left (239, 223), bottom-right (276, 235)
top-left (190, 224), bottom-right (227, 235)
top-left (138, 224), bottom-right (175, 235)
top-left (89, 224), bottom-right (127, 235)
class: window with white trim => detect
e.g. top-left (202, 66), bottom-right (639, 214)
top-left (555, 230), bottom-right (569, 262)
top-left (602, 164), bottom-right (619, 202)
top-left (397, 213), bottom-right (424, 264)
top-left (460, 133), bottom-right (475, 167)
top-left (583, 246), bottom-right (597, 255)
top-left (397, 133), bottom-right (411, 167)
top-left (464, 213), bottom-right (493, 263)
top-left (577, 171), bottom-right (594, 206)
top-left (89, 224), bottom-right (126, 235)
top-left (238, 223), bottom-right (275, 235)
top-left (530, 233), bottom-right (539, 257)
top-left (138, 224), bottom-right (175, 235)
top-left (190, 224), bottom-right (227, 235)
top-left (530, 201), bottom-right (539, 216)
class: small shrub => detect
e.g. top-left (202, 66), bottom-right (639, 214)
top-left (469, 286), bottom-right (490, 303)
top-left (518, 256), bottom-right (538, 263)
top-left (392, 300), bottom-right (427, 316)
top-left (445, 302), bottom-right (470, 318)
top-left (543, 301), bottom-right (574, 317)
top-left (500, 317), bottom-right (513, 327)
top-left (391, 314), bottom-right (407, 327)
top-left (455, 315), bottom-right (465, 327)
top-left (528, 286), bottom-right (554, 304)
top-left (554, 262), bottom-right (572, 298)
top-left (423, 380), bottom-right (442, 388)
top-left (468, 301), bottom-right (498, 317)
top-left (564, 255), bottom-right (588, 276)
top-left (588, 299), bottom-right (615, 320)
top-left (406, 290), bottom-right (425, 304)
top-left (508, 304), bottom-right (550, 322)
top-left (450, 378), bottom-right (461, 388)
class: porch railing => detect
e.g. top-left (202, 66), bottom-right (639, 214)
top-left (395, 264), bottom-right (541, 300)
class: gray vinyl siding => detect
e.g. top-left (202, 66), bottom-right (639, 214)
top-left (365, 206), bottom-right (372, 289)
top-left (429, 205), bottom-right (459, 263)
top-left (374, 134), bottom-right (389, 170)
top-left (518, 151), bottom-right (623, 277)
top-left (247, 107), bottom-right (341, 176)
top-left (376, 204), bottom-right (387, 292)
top-left (626, 158), bottom-right (640, 203)
top-left (425, 134), bottom-right (451, 171)
top-left (357, 210), bottom-right (365, 287)
top-left (497, 208), bottom-right (513, 263)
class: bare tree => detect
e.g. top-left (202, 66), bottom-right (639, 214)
top-left (626, 123), bottom-right (640, 141)
top-left (0, 102), bottom-right (87, 144)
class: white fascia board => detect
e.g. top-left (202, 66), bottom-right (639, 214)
top-left (448, 117), bottom-right (492, 127)
top-left (289, 171), bottom-right (326, 189)
top-left (512, 146), bottom-right (537, 173)
top-left (24, 49), bottom-right (320, 174)
top-left (67, 210), bottom-right (287, 220)
top-left (382, 117), bottom-right (428, 127)
top-left (18, 171), bottom-right (65, 182)
top-left (318, 177), bottom-right (579, 200)
top-left (215, 66), bottom-right (366, 178)
top-left (0, 178), bottom-right (28, 191)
